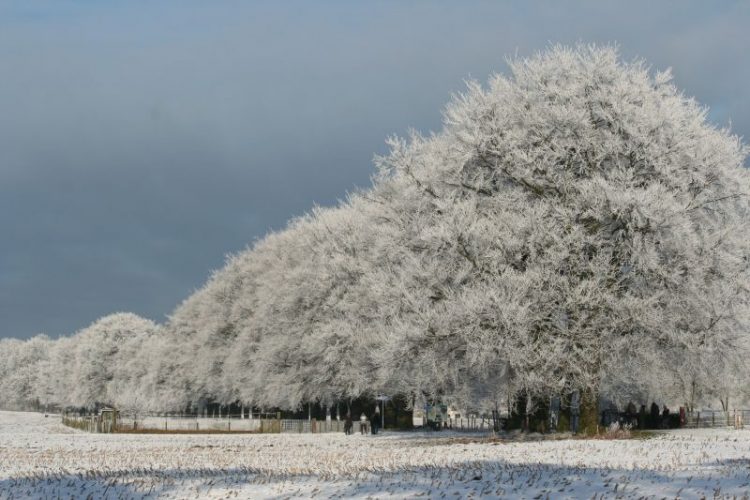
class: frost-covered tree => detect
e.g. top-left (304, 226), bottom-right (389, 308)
top-left (0, 335), bottom-right (53, 410)
top-left (107, 320), bottom-right (161, 417)
top-left (70, 313), bottom-right (159, 409)
top-left (45, 337), bottom-right (77, 408)
top-left (368, 44), bottom-right (750, 431)
top-left (234, 201), bottom-right (387, 409)
top-left (0, 314), bottom-right (159, 413)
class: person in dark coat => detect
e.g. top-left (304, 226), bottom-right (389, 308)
top-left (650, 402), bottom-right (660, 429)
top-left (371, 406), bottom-right (381, 435)
top-left (344, 413), bottom-right (353, 435)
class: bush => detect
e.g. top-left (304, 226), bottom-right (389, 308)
top-left (597, 422), bottom-right (632, 440)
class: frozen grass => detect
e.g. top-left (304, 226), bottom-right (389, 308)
top-left (1, 410), bottom-right (749, 498)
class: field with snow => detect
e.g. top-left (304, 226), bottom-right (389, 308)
top-left (0, 411), bottom-right (749, 498)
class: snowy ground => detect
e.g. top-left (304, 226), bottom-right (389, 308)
top-left (0, 411), bottom-right (749, 499)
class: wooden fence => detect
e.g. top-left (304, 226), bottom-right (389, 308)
top-left (62, 414), bottom-right (117, 433)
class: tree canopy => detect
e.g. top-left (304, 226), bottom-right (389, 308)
top-left (2, 45), bottom-right (748, 415)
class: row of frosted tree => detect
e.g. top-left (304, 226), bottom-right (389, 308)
top-left (2, 46), bottom-right (749, 432)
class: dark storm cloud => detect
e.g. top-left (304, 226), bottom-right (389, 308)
top-left (1, 1), bottom-right (748, 338)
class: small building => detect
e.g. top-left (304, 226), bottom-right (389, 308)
top-left (99, 407), bottom-right (119, 431)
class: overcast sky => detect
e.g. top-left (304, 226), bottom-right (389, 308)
top-left (1, 1), bottom-right (748, 339)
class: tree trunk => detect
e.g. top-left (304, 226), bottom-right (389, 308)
top-left (509, 391), bottom-right (528, 431)
top-left (492, 400), bottom-right (501, 433)
top-left (578, 387), bottom-right (599, 436)
top-left (720, 396), bottom-right (729, 412)
top-left (532, 396), bottom-right (550, 433)
top-left (689, 379), bottom-right (696, 412)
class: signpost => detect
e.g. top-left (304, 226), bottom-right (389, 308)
top-left (375, 394), bottom-right (390, 430)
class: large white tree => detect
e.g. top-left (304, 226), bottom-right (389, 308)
top-left (367, 45), bottom-right (750, 431)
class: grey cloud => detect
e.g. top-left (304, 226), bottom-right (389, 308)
top-left (1, 0), bottom-right (748, 338)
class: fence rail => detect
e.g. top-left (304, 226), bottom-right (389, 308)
top-left (449, 417), bottom-right (492, 432)
top-left (62, 413), bottom-right (371, 434)
top-left (684, 410), bottom-right (748, 429)
top-left (413, 415), bottom-right (494, 432)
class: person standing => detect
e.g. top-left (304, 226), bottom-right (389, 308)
top-left (650, 402), bottom-right (660, 429)
top-left (371, 406), bottom-right (380, 435)
top-left (344, 413), bottom-right (353, 435)
top-left (661, 405), bottom-right (670, 429)
top-left (679, 406), bottom-right (687, 428)
top-left (360, 413), bottom-right (368, 435)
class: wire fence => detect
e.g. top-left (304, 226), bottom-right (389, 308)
top-left (62, 409), bottom-right (749, 434)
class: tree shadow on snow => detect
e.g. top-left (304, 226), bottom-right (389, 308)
top-left (1, 456), bottom-right (749, 499)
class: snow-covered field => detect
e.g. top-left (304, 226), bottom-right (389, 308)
top-left (0, 411), bottom-right (749, 499)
